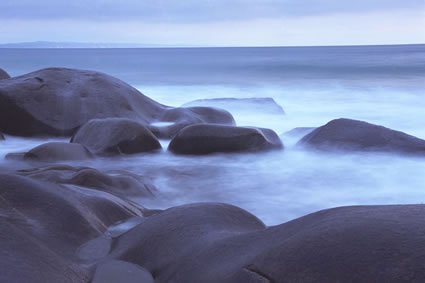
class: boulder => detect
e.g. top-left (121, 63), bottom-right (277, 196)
top-left (24, 142), bottom-right (93, 161)
top-left (182, 97), bottom-right (285, 115)
top-left (108, 203), bottom-right (425, 283)
top-left (71, 118), bottom-right (161, 155)
top-left (149, 107), bottom-right (235, 139)
top-left (18, 165), bottom-right (156, 198)
top-left (297, 118), bottom-right (425, 155)
top-left (0, 68), bottom-right (164, 136)
top-left (91, 260), bottom-right (154, 283)
top-left (0, 173), bottom-right (143, 283)
top-left (168, 124), bottom-right (283, 155)
top-left (0, 68), bottom-right (10, 80)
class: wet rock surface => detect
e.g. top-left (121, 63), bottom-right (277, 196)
top-left (0, 68), bottom-right (10, 80)
top-left (17, 165), bottom-right (157, 199)
top-left (23, 142), bottom-right (93, 161)
top-left (0, 68), bottom-right (164, 136)
top-left (106, 203), bottom-right (425, 283)
top-left (71, 118), bottom-right (162, 155)
top-left (168, 123), bottom-right (283, 155)
top-left (298, 118), bottom-right (425, 155)
top-left (149, 106), bottom-right (236, 139)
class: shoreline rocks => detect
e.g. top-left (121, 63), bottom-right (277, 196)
top-left (23, 142), bottom-right (93, 161)
top-left (168, 124), bottom-right (283, 155)
top-left (71, 118), bottom-right (162, 155)
top-left (149, 106), bottom-right (236, 139)
top-left (0, 67), bottom-right (164, 136)
top-left (298, 118), bottom-right (425, 155)
top-left (0, 68), bottom-right (10, 80)
top-left (107, 203), bottom-right (425, 283)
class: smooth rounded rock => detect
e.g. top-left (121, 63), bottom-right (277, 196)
top-left (0, 173), bottom-right (143, 283)
top-left (24, 142), bottom-right (93, 161)
top-left (109, 203), bottom-right (425, 283)
top-left (0, 68), bottom-right (10, 80)
top-left (91, 260), bottom-right (154, 283)
top-left (71, 118), bottom-right (161, 155)
top-left (18, 165), bottom-right (156, 198)
top-left (0, 68), bottom-right (163, 136)
top-left (149, 106), bottom-right (236, 139)
top-left (297, 118), bottom-right (425, 155)
top-left (168, 124), bottom-right (283, 155)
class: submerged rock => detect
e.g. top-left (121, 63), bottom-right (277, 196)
top-left (24, 142), bottom-right (93, 161)
top-left (149, 107), bottom-right (236, 139)
top-left (182, 97), bottom-right (286, 115)
top-left (0, 68), bottom-right (10, 80)
top-left (0, 173), bottom-right (143, 283)
top-left (168, 124), bottom-right (283, 155)
top-left (297, 118), bottom-right (425, 155)
top-left (18, 165), bottom-right (156, 198)
top-left (0, 68), bottom-right (164, 136)
top-left (108, 203), bottom-right (425, 283)
top-left (71, 118), bottom-right (161, 155)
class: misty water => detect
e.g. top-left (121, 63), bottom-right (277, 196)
top-left (1, 45), bottom-right (424, 225)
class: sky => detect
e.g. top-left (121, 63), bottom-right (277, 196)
top-left (0, 0), bottom-right (424, 46)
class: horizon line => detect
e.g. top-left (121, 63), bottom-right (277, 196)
top-left (0, 41), bottom-right (424, 49)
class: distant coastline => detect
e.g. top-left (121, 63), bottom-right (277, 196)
top-left (0, 41), bottom-right (423, 49)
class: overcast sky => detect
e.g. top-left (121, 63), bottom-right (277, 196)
top-left (0, 0), bottom-right (423, 46)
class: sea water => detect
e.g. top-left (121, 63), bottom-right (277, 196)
top-left (1, 45), bottom-right (424, 225)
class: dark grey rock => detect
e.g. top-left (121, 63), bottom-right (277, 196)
top-left (71, 118), bottom-right (161, 155)
top-left (0, 68), bottom-right (163, 136)
top-left (168, 124), bottom-right (283, 155)
top-left (0, 68), bottom-right (10, 80)
top-left (149, 106), bottom-right (236, 139)
top-left (182, 97), bottom-right (285, 115)
top-left (0, 173), bottom-right (143, 283)
top-left (18, 165), bottom-right (156, 198)
top-left (91, 260), bottom-right (154, 283)
top-left (297, 118), bottom-right (425, 155)
top-left (24, 142), bottom-right (93, 161)
top-left (108, 203), bottom-right (425, 283)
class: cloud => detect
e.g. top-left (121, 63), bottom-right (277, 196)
top-left (0, 0), bottom-right (423, 22)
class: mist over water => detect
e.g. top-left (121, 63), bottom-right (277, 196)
top-left (1, 45), bottom-right (425, 225)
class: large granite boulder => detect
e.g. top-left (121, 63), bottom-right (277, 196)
top-left (0, 68), bottom-right (164, 136)
top-left (182, 97), bottom-right (285, 115)
top-left (71, 118), bottom-right (161, 155)
top-left (18, 165), bottom-right (157, 199)
top-left (0, 68), bottom-right (10, 80)
top-left (168, 124), bottom-right (283, 155)
top-left (297, 118), bottom-right (425, 155)
top-left (108, 203), bottom-right (425, 283)
top-left (149, 107), bottom-right (236, 139)
top-left (23, 142), bottom-right (93, 161)
top-left (0, 173), bottom-right (143, 283)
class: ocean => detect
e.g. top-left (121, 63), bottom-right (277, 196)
top-left (1, 44), bottom-right (425, 224)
